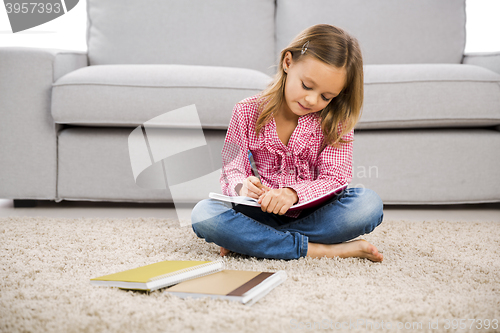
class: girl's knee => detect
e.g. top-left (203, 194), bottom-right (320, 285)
top-left (191, 199), bottom-right (211, 225)
top-left (307, 188), bottom-right (383, 243)
top-left (348, 188), bottom-right (384, 229)
top-left (191, 199), bottom-right (232, 239)
top-left (191, 199), bottom-right (230, 225)
top-left (360, 188), bottom-right (383, 216)
top-left (362, 188), bottom-right (383, 228)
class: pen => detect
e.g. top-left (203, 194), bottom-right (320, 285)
top-left (248, 151), bottom-right (261, 182)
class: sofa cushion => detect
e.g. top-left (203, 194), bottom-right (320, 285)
top-left (52, 64), bottom-right (272, 129)
top-left (57, 126), bottom-right (500, 204)
top-left (58, 127), bottom-right (226, 202)
top-left (359, 64), bottom-right (500, 129)
top-left (276, 0), bottom-right (466, 65)
top-left (86, 0), bottom-right (276, 76)
top-left (351, 129), bottom-right (500, 204)
top-left (53, 64), bottom-right (500, 130)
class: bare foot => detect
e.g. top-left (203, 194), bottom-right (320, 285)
top-left (220, 247), bottom-right (230, 257)
top-left (307, 239), bottom-right (383, 262)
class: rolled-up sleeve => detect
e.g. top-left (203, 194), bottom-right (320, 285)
top-left (287, 128), bottom-right (353, 204)
top-left (220, 104), bottom-right (253, 197)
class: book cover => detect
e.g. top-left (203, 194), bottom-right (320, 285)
top-left (90, 260), bottom-right (225, 291)
top-left (165, 270), bottom-right (287, 306)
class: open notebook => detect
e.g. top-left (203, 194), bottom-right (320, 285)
top-left (209, 183), bottom-right (347, 211)
top-left (165, 270), bottom-right (287, 306)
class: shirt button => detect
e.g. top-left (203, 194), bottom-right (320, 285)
top-left (290, 169), bottom-right (295, 174)
top-left (286, 152), bottom-right (291, 156)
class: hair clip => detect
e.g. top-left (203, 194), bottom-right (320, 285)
top-left (301, 40), bottom-right (310, 55)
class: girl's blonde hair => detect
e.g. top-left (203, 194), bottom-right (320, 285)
top-left (239, 24), bottom-right (364, 150)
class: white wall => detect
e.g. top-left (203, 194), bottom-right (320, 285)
top-left (0, 0), bottom-right (499, 53)
top-left (0, 0), bottom-right (87, 51)
top-left (464, 0), bottom-right (500, 53)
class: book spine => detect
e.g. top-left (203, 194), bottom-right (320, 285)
top-left (241, 270), bottom-right (287, 306)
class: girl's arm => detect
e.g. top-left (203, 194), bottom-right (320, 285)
top-left (286, 129), bottom-right (354, 204)
top-left (219, 103), bottom-right (254, 197)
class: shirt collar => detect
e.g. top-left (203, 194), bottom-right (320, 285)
top-left (299, 112), bottom-right (320, 125)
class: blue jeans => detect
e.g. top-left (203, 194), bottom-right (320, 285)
top-left (191, 187), bottom-right (384, 260)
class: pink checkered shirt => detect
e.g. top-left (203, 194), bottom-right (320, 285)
top-left (220, 94), bottom-right (353, 218)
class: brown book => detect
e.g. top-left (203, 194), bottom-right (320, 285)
top-left (165, 270), bottom-right (287, 306)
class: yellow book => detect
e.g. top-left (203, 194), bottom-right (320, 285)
top-left (90, 260), bottom-right (225, 291)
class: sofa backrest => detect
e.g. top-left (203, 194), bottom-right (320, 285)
top-left (86, 0), bottom-right (276, 76)
top-left (276, 0), bottom-right (466, 65)
top-left (86, 0), bottom-right (466, 75)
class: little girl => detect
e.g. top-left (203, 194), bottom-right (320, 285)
top-left (191, 24), bottom-right (384, 262)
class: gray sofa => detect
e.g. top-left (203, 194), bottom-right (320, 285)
top-left (1, 0), bottom-right (499, 208)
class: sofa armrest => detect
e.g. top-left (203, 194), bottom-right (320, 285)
top-left (463, 51), bottom-right (500, 75)
top-left (0, 47), bottom-right (88, 200)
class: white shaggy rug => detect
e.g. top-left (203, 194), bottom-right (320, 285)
top-left (0, 216), bottom-right (499, 333)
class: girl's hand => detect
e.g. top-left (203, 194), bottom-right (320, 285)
top-left (258, 187), bottom-right (298, 215)
top-left (238, 176), bottom-right (271, 199)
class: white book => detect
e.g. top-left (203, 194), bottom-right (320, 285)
top-left (209, 183), bottom-right (347, 211)
top-left (209, 192), bottom-right (261, 207)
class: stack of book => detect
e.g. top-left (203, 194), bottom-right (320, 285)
top-left (90, 260), bottom-right (286, 306)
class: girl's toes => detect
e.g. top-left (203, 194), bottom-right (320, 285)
top-left (220, 247), bottom-right (230, 256)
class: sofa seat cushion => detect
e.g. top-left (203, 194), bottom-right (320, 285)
top-left (53, 63), bottom-right (500, 130)
top-left (52, 64), bottom-right (272, 129)
top-left (358, 64), bottom-right (500, 129)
